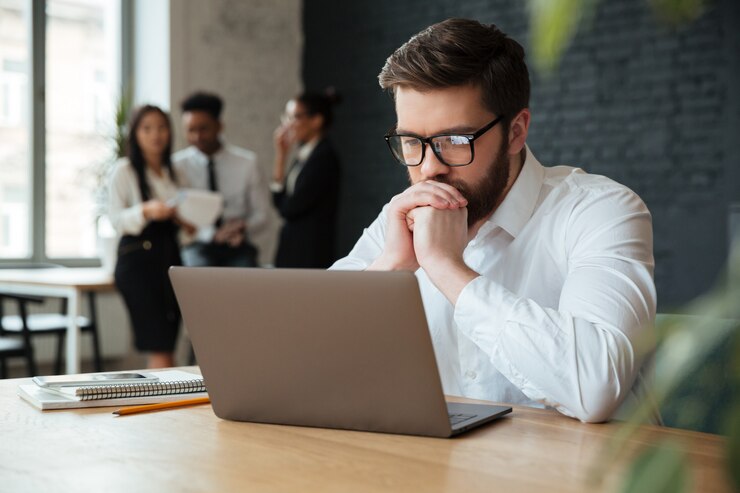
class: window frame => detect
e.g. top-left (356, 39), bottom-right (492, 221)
top-left (0, 0), bottom-right (132, 268)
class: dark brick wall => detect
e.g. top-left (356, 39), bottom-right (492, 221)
top-left (302, 0), bottom-right (740, 308)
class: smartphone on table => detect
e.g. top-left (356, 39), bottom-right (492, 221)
top-left (32, 371), bottom-right (158, 388)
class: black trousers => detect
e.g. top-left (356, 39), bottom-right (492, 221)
top-left (181, 241), bottom-right (258, 267)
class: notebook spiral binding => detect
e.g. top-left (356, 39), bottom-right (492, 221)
top-left (74, 379), bottom-right (206, 401)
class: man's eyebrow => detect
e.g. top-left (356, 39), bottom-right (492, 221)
top-left (394, 124), bottom-right (479, 135)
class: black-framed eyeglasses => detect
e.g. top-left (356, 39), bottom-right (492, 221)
top-left (384, 115), bottom-right (504, 167)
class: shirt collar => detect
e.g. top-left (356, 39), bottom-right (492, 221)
top-left (484, 144), bottom-right (545, 239)
top-left (296, 137), bottom-right (320, 162)
top-left (190, 140), bottom-right (227, 162)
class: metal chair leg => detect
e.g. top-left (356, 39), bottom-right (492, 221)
top-left (54, 333), bottom-right (65, 375)
top-left (88, 293), bottom-right (103, 372)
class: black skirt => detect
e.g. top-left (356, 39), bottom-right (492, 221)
top-left (114, 220), bottom-right (182, 352)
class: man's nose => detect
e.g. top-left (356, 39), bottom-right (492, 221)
top-left (418, 143), bottom-right (449, 180)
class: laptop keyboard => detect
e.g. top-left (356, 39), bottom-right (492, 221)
top-left (448, 413), bottom-right (477, 426)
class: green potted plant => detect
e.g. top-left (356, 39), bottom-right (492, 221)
top-left (90, 88), bottom-right (132, 272)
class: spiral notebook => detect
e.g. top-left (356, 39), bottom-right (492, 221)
top-left (18, 370), bottom-right (207, 411)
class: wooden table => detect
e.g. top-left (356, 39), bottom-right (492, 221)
top-left (0, 268), bottom-right (114, 374)
top-left (0, 368), bottom-right (732, 492)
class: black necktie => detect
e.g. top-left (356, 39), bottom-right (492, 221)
top-left (207, 158), bottom-right (222, 227)
top-left (207, 158), bottom-right (218, 192)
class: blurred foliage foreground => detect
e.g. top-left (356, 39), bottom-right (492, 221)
top-left (526, 0), bottom-right (736, 491)
top-left (592, 265), bottom-right (740, 493)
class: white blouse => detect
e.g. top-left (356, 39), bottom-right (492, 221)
top-left (107, 158), bottom-right (182, 236)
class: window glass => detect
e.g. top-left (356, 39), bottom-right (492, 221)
top-left (45, 0), bottom-right (121, 258)
top-left (0, 0), bottom-right (31, 258)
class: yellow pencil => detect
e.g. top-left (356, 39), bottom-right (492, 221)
top-left (113, 396), bottom-right (211, 416)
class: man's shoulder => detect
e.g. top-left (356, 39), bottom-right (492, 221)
top-left (172, 147), bottom-right (199, 165)
top-left (223, 144), bottom-right (257, 164)
top-left (545, 165), bottom-right (638, 198)
top-left (542, 165), bottom-right (648, 217)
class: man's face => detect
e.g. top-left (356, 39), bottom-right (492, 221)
top-left (182, 110), bottom-right (222, 155)
top-left (394, 85), bottom-right (513, 227)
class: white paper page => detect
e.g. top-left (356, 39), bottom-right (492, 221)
top-left (172, 189), bottom-right (224, 227)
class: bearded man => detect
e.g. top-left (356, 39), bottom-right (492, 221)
top-left (331, 18), bottom-right (657, 423)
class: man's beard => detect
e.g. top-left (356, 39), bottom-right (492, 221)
top-left (411, 141), bottom-right (511, 228)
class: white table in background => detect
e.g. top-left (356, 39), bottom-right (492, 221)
top-left (0, 267), bottom-right (114, 374)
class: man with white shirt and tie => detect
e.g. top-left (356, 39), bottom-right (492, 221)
top-left (173, 92), bottom-right (270, 267)
top-left (331, 18), bottom-right (657, 422)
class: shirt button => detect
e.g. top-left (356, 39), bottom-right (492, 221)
top-left (465, 370), bottom-right (477, 380)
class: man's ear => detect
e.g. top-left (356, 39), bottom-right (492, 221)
top-left (507, 108), bottom-right (530, 155)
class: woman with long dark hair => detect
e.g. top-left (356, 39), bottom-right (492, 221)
top-left (271, 89), bottom-right (342, 268)
top-left (108, 105), bottom-right (187, 368)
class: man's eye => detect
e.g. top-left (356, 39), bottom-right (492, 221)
top-left (450, 135), bottom-right (470, 145)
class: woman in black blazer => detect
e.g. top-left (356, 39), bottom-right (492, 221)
top-left (272, 90), bottom-right (341, 268)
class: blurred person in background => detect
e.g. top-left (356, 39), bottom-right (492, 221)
top-left (174, 92), bottom-right (270, 267)
top-left (109, 105), bottom-right (191, 369)
top-left (271, 89), bottom-right (342, 268)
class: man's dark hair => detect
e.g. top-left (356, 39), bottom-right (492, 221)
top-left (378, 18), bottom-right (530, 126)
top-left (180, 92), bottom-right (224, 120)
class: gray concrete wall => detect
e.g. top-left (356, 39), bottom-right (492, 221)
top-left (170, 0), bottom-right (303, 264)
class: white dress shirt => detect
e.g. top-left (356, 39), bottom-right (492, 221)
top-left (173, 143), bottom-right (270, 244)
top-left (331, 147), bottom-right (657, 422)
top-left (108, 158), bottom-right (181, 236)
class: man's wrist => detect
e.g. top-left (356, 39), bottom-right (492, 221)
top-left (421, 255), bottom-right (478, 304)
top-left (368, 254), bottom-right (417, 272)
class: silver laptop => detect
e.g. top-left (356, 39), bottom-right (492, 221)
top-left (169, 267), bottom-right (511, 437)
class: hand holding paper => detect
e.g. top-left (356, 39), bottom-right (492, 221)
top-left (170, 189), bottom-right (224, 228)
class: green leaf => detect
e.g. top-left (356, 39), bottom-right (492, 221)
top-left (527, 0), bottom-right (597, 75)
top-left (620, 442), bottom-right (690, 493)
top-left (648, 0), bottom-right (708, 25)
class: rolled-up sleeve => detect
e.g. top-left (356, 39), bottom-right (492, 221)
top-left (454, 187), bottom-right (656, 422)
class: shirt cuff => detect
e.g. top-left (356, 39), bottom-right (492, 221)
top-left (269, 181), bottom-right (285, 193)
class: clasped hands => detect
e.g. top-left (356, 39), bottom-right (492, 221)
top-left (369, 181), bottom-right (479, 303)
top-left (212, 219), bottom-right (247, 247)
